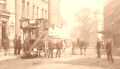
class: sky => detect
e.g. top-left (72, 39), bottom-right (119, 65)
top-left (48, 0), bottom-right (105, 39)
top-left (60, 0), bottom-right (105, 18)
top-left (59, 0), bottom-right (105, 36)
top-left (49, 0), bottom-right (105, 39)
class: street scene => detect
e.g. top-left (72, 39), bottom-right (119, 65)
top-left (0, 0), bottom-right (120, 69)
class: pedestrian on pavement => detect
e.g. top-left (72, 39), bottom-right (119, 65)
top-left (18, 36), bottom-right (22, 55)
top-left (14, 36), bottom-right (22, 55)
top-left (105, 38), bottom-right (114, 63)
top-left (14, 37), bottom-right (17, 55)
top-left (2, 38), bottom-right (9, 56)
top-left (96, 39), bottom-right (101, 58)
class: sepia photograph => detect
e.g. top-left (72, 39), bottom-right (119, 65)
top-left (0, 0), bottom-right (119, 69)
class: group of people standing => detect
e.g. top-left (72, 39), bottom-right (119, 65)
top-left (14, 36), bottom-right (22, 55)
top-left (96, 38), bottom-right (114, 63)
top-left (1, 36), bottom-right (22, 56)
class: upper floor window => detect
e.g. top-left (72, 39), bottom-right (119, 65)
top-left (0, 0), bottom-right (6, 9)
top-left (0, 0), bottom-right (6, 4)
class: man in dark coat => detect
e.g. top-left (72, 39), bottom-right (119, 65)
top-left (96, 40), bottom-right (101, 58)
top-left (105, 39), bottom-right (114, 63)
top-left (14, 36), bottom-right (21, 55)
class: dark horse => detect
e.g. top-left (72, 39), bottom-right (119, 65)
top-left (77, 39), bottom-right (88, 55)
top-left (36, 40), bottom-right (46, 57)
top-left (47, 38), bottom-right (64, 58)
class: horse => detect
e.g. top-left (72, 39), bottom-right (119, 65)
top-left (55, 40), bottom-right (64, 58)
top-left (36, 40), bottom-right (46, 57)
top-left (47, 38), bottom-right (64, 58)
top-left (77, 40), bottom-right (88, 56)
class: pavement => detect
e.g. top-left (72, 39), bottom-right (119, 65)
top-left (0, 55), bottom-right (17, 61)
top-left (0, 48), bottom-right (17, 61)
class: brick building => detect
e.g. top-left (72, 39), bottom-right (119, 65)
top-left (104, 0), bottom-right (120, 47)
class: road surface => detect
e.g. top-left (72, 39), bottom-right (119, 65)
top-left (0, 48), bottom-right (120, 69)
